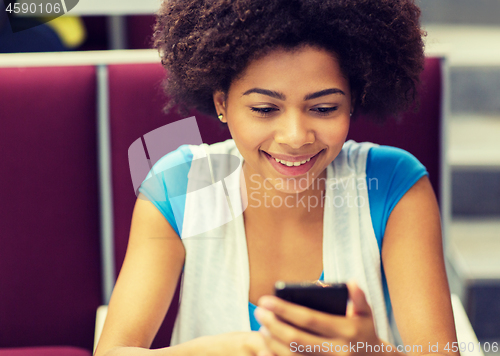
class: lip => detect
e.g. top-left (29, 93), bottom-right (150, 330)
top-left (262, 150), bottom-right (323, 177)
top-left (263, 151), bottom-right (321, 162)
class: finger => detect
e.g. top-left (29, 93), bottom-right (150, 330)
top-left (251, 330), bottom-right (276, 356)
top-left (258, 295), bottom-right (349, 337)
top-left (256, 307), bottom-right (327, 349)
top-left (260, 326), bottom-right (295, 356)
top-left (346, 281), bottom-right (372, 318)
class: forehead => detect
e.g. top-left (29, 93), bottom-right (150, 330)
top-left (230, 45), bottom-right (349, 95)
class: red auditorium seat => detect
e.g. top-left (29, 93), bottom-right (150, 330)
top-left (0, 66), bottom-right (102, 355)
top-left (0, 346), bottom-right (91, 356)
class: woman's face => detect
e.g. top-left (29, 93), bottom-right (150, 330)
top-left (213, 45), bottom-right (352, 194)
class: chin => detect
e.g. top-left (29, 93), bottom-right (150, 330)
top-left (268, 176), bottom-right (316, 195)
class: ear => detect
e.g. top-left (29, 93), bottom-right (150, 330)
top-left (213, 91), bottom-right (227, 122)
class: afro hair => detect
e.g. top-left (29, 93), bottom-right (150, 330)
top-left (152, 0), bottom-right (426, 122)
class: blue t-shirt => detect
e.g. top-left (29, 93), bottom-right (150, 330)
top-left (138, 143), bottom-right (428, 331)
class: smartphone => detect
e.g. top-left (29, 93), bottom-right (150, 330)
top-left (274, 281), bottom-right (348, 316)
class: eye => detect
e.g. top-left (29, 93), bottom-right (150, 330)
top-left (250, 107), bottom-right (278, 117)
top-left (312, 107), bottom-right (338, 116)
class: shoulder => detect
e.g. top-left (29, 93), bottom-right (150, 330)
top-left (150, 144), bottom-right (194, 173)
top-left (187, 139), bottom-right (241, 182)
top-left (366, 145), bottom-right (428, 194)
top-left (140, 138), bottom-right (239, 191)
top-left (139, 143), bottom-right (194, 199)
top-left (334, 140), bottom-right (377, 176)
top-left (203, 138), bottom-right (238, 154)
top-left (144, 139), bottom-right (237, 179)
top-left (367, 145), bottom-right (426, 173)
top-left (335, 141), bottom-right (426, 178)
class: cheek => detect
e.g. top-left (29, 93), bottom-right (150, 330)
top-left (321, 120), bottom-right (350, 145)
top-left (228, 117), bottom-right (268, 150)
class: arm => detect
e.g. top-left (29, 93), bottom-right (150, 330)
top-left (94, 194), bottom-right (188, 356)
top-left (381, 175), bottom-right (459, 356)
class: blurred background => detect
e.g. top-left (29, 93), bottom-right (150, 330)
top-left (0, 0), bottom-right (499, 355)
top-left (418, 2), bottom-right (500, 354)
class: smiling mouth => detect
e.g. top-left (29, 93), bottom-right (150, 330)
top-left (262, 150), bottom-right (323, 167)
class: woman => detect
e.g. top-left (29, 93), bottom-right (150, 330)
top-left (94, 1), bottom-right (459, 355)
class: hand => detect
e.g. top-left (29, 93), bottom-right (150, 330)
top-left (190, 331), bottom-right (275, 356)
top-left (254, 281), bottom-right (382, 356)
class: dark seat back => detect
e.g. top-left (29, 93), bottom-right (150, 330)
top-left (0, 66), bottom-right (102, 351)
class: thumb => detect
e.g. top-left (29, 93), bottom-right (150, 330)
top-left (346, 281), bottom-right (372, 318)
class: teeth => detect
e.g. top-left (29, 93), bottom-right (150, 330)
top-left (273, 157), bottom-right (312, 166)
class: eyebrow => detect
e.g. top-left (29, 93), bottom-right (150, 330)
top-left (241, 88), bottom-right (345, 101)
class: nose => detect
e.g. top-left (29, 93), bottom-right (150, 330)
top-left (274, 110), bottom-right (315, 149)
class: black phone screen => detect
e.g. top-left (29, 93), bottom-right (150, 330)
top-left (274, 281), bottom-right (348, 316)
